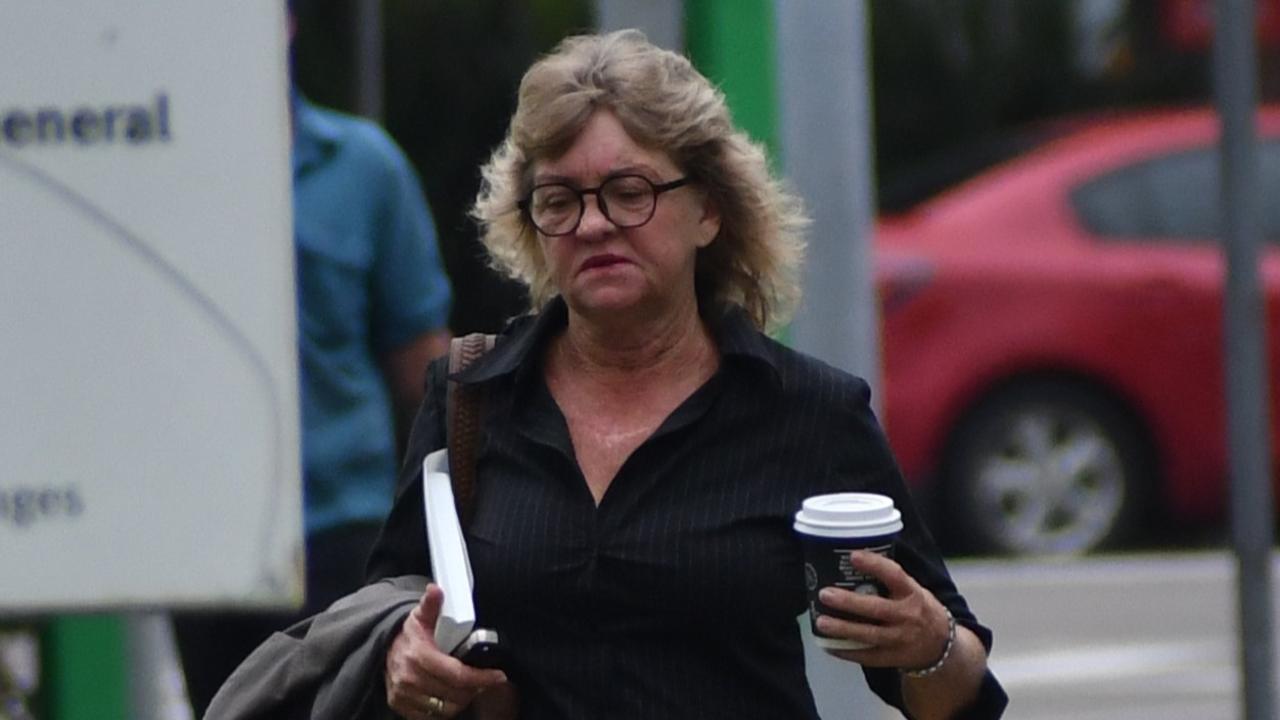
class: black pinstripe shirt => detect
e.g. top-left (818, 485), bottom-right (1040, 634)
top-left (368, 298), bottom-right (1007, 719)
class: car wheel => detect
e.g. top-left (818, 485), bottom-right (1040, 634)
top-left (943, 382), bottom-right (1147, 557)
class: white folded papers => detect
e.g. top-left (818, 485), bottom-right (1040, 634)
top-left (422, 448), bottom-right (475, 654)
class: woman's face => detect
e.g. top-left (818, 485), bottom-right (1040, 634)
top-left (531, 108), bottom-right (720, 321)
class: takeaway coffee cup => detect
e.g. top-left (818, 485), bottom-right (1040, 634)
top-left (794, 492), bottom-right (903, 650)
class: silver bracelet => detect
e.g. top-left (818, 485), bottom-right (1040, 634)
top-left (902, 607), bottom-right (956, 678)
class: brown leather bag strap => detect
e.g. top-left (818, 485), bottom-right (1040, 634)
top-left (446, 332), bottom-right (497, 526)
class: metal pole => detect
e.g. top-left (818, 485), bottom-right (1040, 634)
top-left (776, 2), bottom-right (882, 715)
top-left (595, 0), bottom-right (683, 50)
top-left (777, 1), bottom-right (880, 391)
top-left (125, 614), bottom-right (193, 720)
top-left (354, 0), bottom-right (384, 121)
top-left (1212, 2), bottom-right (1276, 719)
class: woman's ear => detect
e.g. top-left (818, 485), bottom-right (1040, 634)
top-left (696, 193), bottom-right (721, 248)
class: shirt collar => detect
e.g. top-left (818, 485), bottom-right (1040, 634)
top-left (450, 298), bottom-right (566, 385)
top-left (707, 303), bottom-right (782, 385)
top-left (453, 296), bottom-right (782, 387)
top-left (291, 90), bottom-right (342, 177)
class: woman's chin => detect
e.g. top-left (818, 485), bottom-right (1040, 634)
top-left (567, 285), bottom-right (651, 318)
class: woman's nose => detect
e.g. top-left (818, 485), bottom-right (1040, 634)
top-left (576, 194), bottom-right (615, 236)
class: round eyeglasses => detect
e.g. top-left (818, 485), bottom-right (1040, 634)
top-left (518, 174), bottom-right (690, 236)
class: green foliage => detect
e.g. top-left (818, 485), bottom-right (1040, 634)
top-left (292, 1), bottom-right (1265, 314)
top-left (870, 0), bottom-right (1081, 210)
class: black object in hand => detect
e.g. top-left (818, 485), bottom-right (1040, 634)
top-left (452, 628), bottom-right (502, 669)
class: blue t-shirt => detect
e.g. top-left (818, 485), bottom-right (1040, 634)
top-left (292, 94), bottom-right (451, 535)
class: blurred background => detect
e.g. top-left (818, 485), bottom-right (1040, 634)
top-left (292, 0), bottom-right (1280, 322)
top-left (290, 0), bottom-right (1280, 557)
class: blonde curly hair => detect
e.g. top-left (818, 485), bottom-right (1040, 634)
top-left (471, 29), bottom-right (807, 331)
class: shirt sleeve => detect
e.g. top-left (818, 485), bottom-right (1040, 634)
top-left (365, 128), bottom-right (453, 353)
top-left (365, 355), bottom-right (449, 582)
top-left (839, 379), bottom-right (1009, 717)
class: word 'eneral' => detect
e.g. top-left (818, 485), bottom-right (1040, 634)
top-left (1, 92), bottom-right (172, 147)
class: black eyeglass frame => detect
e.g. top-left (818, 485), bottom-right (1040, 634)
top-left (517, 174), bottom-right (691, 236)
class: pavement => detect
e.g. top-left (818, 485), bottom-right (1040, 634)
top-left (947, 551), bottom-right (1255, 720)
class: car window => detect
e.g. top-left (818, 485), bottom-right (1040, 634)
top-left (1071, 140), bottom-right (1280, 241)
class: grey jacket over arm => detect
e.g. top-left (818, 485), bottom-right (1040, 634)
top-left (204, 575), bottom-right (427, 720)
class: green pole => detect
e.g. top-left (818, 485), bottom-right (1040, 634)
top-left (684, 0), bottom-right (779, 162)
top-left (684, 0), bottom-right (787, 342)
top-left (43, 616), bottom-right (129, 720)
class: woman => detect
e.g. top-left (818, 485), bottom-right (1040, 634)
top-left (369, 30), bottom-right (1006, 720)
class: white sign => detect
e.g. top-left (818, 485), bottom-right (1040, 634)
top-left (0, 1), bottom-right (303, 610)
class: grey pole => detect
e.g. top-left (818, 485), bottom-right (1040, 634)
top-left (354, 0), bottom-right (384, 121)
top-left (1212, 2), bottom-right (1276, 719)
top-left (777, 1), bottom-right (880, 393)
top-left (776, 3), bottom-right (882, 715)
top-left (126, 614), bottom-right (194, 720)
top-left (595, 0), bottom-right (683, 50)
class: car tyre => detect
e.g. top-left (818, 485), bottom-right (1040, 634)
top-left (942, 381), bottom-right (1149, 557)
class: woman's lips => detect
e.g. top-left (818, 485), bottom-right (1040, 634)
top-left (579, 254), bottom-right (629, 271)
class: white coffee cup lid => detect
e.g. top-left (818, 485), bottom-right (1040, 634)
top-left (794, 492), bottom-right (903, 538)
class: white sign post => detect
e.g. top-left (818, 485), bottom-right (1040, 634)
top-left (0, 1), bottom-right (303, 610)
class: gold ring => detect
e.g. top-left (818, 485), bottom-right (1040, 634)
top-left (425, 695), bottom-right (447, 716)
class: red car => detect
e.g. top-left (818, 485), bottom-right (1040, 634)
top-left (875, 106), bottom-right (1280, 556)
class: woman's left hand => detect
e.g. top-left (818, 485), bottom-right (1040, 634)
top-left (815, 550), bottom-right (952, 670)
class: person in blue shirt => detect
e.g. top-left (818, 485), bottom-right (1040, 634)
top-left (290, 90), bottom-right (453, 538)
top-left (172, 7), bottom-right (453, 714)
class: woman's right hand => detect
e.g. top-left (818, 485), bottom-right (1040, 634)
top-left (385, 583), bottom-right (511, 719)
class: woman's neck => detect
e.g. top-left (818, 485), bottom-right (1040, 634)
top-left (555, 295), bottom-right (716, 386)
